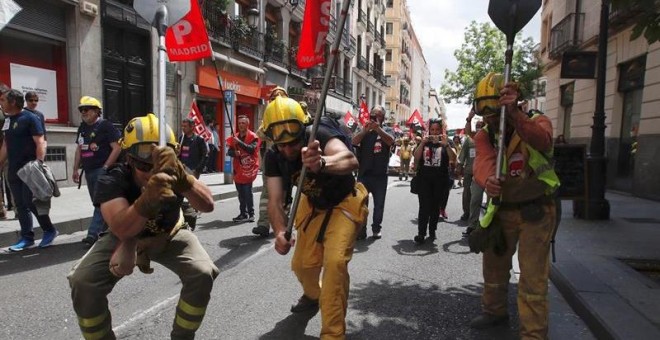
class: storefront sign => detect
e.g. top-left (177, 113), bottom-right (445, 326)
top-left (10, 63), bottom-right (58, 121)
top-left (197, 65), bottom-right (261, 100)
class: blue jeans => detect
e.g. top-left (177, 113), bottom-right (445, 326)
top-left (235, 182), bottom-right (254, 216)
top-left (357, 174), bottom-right (388, 232)
top-left (8, 174), bottom-right (55, 241)
top-left (84, 167), bottom-right (107, 239)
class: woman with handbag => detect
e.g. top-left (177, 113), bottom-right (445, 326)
top-left (412, 118), bottom-right (455, 244)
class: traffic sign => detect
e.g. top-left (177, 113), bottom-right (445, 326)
top-left (134, 0), bottom-right (190, 26)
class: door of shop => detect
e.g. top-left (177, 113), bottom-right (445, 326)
top-left (101, 1), bottom-right (152, 127)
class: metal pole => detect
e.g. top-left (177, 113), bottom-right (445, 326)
top-left (585, 0), bottom-right (610, 219)
top-left (495, 46), bottom-right (513, 180)
top-left (285, 0), bottom-right (352, 240)
top-left (156, 6), bottom-right (169, 147)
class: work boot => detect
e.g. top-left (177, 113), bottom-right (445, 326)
top-left (469, 313), bottom-right (509, 329)
top-left (290, 295), bottom-right (319, 313)
top-left (460, 213), bottom-right (469, 221)
top-left (252, 225), bottom-right (270, 237)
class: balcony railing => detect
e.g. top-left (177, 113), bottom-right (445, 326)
top-left (290, 63), bottom-right (307, 79)
top-left (335, 76), bottom-right (345, 95)
top-left (358, 56), bottom-right (368, 71)
top-left (348, 36), bottom-right (357, 57)
top-left (237, 31), bottom-right (264, 59)
top-left (550, 12), bottom-right (585, 59)
top-left (358, 9), bottom-right (367, 28)
top-left (368, 21), bottom-right (375, 35)
top-left (609, 2), bottom-right (645, 30)
top-left (345, 78), bottom-right (353, 98)
top-left (264, 38), bottom-right (288, 69)
top-left (203, 4), bottom-right (231, 46)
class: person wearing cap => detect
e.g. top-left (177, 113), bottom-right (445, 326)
top-left (72, 96), bottom-right (122, 246)
top-left (468, 73), bottom-right (559, 339)
top-left (67, 113), bottom-right (218, 340)
top-left (351, 105), bottom-right (395, 240)
top-left (261, 96), bottom-right (368, 339)
top-left (0, 88), bottom-right (58, 251)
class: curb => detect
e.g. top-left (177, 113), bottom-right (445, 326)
top-left (0, 186), bottom-right (262, 248)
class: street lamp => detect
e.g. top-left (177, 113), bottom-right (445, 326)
top-left (246, 0), bottom-right (260, 28)
top-left (585, 0), bottom-right (611, 219)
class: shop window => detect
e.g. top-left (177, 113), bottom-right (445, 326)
top-left (560, 82), bottom-right (574, 139)
top-left (617, 55), bottom-right (645, 180)
top-left (386, 22), bottom-right (393, 34)
top-left (46, 146), bottom-right (67, 181)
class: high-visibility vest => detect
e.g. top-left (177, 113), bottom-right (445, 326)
top-left (479, 115), bottom-right (560, 228)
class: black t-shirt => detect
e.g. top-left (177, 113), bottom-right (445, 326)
top-left (4, 110), bottom-right (43, 175)
top-left (264, 124), bottom-right (355, 209)
top-left (418, 142), bottom-right (450, 177)
top-left (93, 164), bottom-right (183, 237)
top-left (76, 119), bottom-right (121, 170)
top-left (355, 127), bottom-right (394, 176)
top-left (179, 134), bottom-right (208, 172)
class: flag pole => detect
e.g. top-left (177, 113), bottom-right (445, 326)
top-left (155, 6), bottom-right (169, 147)
top-left (285, 0), bottom-right (353, 241)
top-left (208, 44), bottom-right (235, 136)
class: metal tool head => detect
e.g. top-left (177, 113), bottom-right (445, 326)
top-left (488, 0), bottom-right (541, 44)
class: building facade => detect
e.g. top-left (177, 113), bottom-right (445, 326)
top-left (409, 29), bottom-right (430, 122)
top-left (384, 0), bottom-right (412, 125)
top-left (540, 0), bottom-right (660, 200)
top-left (352, 0), bottom-right (387, 112)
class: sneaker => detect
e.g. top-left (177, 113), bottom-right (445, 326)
top-left (413, 235), bottom-right (425, 244)
top-left (462, 227), bottom-right (475, 237)
top-left (372, 231), bottom-right (382, 239)
top-left (232, 214), bottom-right (249, 223)
top-left (248, 214), bottom-right (255, 222)
top-left (469, 313), bottom-right (509, 329)
top-left (81, 236), bottom-right (96, 246)
top-left (9, 238), bottom-right (35, 252)
top-left (290, 295), bottom-right (319, 313)
top-left (356, 228), bottom-right (367, 240)
top-left (39, 229), bottom-right (59, 248)
top-left (252, 225), bottom-right (270, 237)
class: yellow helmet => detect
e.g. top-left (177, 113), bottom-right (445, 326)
top-left (260, 96), bottom-right (309, 144)
top-left (78, 96), bottom-right (103, 110)
top-left (119, 113), bottom-right (177, 162)
top-left (268, 86), bottom-right (288, 100)
top-left (473, 72), bottom-right (504, 117)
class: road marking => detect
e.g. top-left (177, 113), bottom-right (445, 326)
top-left (113, 294), bottom-right (179, 335)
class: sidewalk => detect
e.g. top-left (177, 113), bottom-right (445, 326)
top-left (0, 173), bottom-right (263, 248)
top-left (551, 192), bottom-right (660, 339)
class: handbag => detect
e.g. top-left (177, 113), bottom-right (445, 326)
top-left (410, 175), bottom-right (419, 194)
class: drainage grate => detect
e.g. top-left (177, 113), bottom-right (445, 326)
top-left (620, 259), bottom-right (660, 286)
top-left (621, 217), bottom-right (660, 224)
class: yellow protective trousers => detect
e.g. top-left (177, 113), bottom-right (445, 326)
top-left (291, 182), bottom-right (369, 340)
top-left (481, 201), bottom-right (556, 340)
top-left (67, 229), bottom-right (219, 340)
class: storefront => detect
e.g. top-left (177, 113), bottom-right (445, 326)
top-left (0, 0), bottom-right (70, 123)
top-left (196, 64), bottom-right (265, 170)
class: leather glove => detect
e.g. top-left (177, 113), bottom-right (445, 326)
top-left (133, 172), bottom-right (177, 219)
top-left (109, 238), bottom-right (137, 278)
top-left (468, 227), bottom-right (488, 254)
top-left (151, 145), bottom-right (196, 193)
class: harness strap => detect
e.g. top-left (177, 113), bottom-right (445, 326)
top-left (316, 209), bottom-right (333, 243)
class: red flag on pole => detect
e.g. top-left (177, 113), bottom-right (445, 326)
top-left (406, 109), bottom-right (426, 131)
top-left (343, 111), bottom-right (357, 131)
top-left (296, 0), bottom-right (331, 69)
top-left (165, 0), bottom-right (212, 61)
top-left (187, 101), bottom-right (212, 142)
top-left (358, 100), bottom-right (370, 126)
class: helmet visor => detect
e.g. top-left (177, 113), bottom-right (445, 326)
top-left (474, 95), bottom-right (501, 117)
top-left (127, 143), bottom-right (155, 163)
top-left (265, 120), bottom-right (304, 144)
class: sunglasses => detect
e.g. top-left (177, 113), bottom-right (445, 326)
top-left (79, 106), bottom-right (95, 113)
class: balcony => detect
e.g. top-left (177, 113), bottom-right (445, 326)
top-left (289, 63), bottom-right (308, 79)
top-left (335, 76), bottom-right (345, 95)
top-left (264, 38), bottom-right (288, 70)
top-left (348, 36), bottom-right (357, 58)
top-left (358, 55), bottom-right (368, 71)
top-left (358, 9), bottom-right (367, 31)
top-left (609, 2), bottom-right (644, 30)
top-left (550, 12), bottom-right (585, 59)
top-left (203, 3), bottom-right (231, 46)
top-left (328, 15), bottom-right (337, 41)
top-left (345, 78), bottom-right (353, 98)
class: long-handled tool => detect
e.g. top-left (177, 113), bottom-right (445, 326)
top-left (487, 0), bottom-right (541, 198)
top-left (285, 0), bottom-right (353, 241)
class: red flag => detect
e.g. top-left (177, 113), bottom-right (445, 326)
top-left (187, 101), bottom-right (212, 142)
top-left (343, 111), bottom-right (357, 131)
top-left (358, 100), bottom-right (370, 126)
top-left (393, 124), bottom-right (402, 134)
top-left (297, 0), bottom-right (331, 69)
top-left (165, 0), bottom-right (212, 61)
top-left (406, 109), bottom-right (426, 131)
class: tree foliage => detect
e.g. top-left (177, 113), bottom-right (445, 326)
top-left (440, 21), bottom-right (541, 105)
top-left (611, 0), bottom-right (660, 45)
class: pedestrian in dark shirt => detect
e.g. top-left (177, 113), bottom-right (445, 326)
top-left (23, 91), bottom-right (47, 141)
top-left (178, 118), bottom-right (208, 178)
top-left (0, 89), bottom-right (58, 251)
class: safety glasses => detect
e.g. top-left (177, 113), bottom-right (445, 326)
top-left (265, 120), bottom-right (304, 144)
top-left (129, 156), bottom-right (154, 172)
top-left (79, 106), bottom-right (95, 113)
top-left (127, 143), bottom-right (155, 163)
top-left (474, 95), bottom-right (501, 117)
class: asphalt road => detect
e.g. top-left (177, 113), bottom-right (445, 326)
top-left (0, 178), bottom-right (594, 339)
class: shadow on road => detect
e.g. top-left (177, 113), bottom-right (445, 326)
top-left (441, 239), bottom-right (472, 255)
top-left (353, 237), bottom-right (377, 254)
top-left (0, 241), bottom-right (87, 277)
top-left (258, 310), bottom-right (319, 340)
top-left (214, 234), bottom-right (271, 273)
top-left (391, 239), bottom-right (439, 257)
top-left (347, 279), bottom-right (521, 339)
top-left (196, 219), bottom-right (238, 231)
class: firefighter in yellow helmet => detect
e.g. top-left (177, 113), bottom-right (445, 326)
top-left (67, 113), bottom-right (219, 340)
top-left (468, 73), bottom-right (559, 339)
top-left (262, 96), bottom-right (368, 339)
